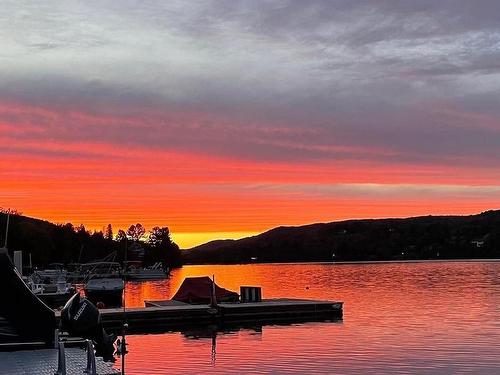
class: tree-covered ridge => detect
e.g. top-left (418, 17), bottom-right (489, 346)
top-left (183, 210), bottom-right (500, 264)
top-left (0, 212), bottom-right (181, 268)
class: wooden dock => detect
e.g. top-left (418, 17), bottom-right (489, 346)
top-left (56, 298), bottom-right (343, 332)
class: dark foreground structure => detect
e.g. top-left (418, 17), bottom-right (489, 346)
top-left (0, 249), bottom-right (117, 374)
top-left (0, 248), bottom-right (56, 346)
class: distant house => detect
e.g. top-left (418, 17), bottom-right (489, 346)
top-left (470, 233), bottom-right (490, 247)
top-left (470, 240), bottom-right (485, 248)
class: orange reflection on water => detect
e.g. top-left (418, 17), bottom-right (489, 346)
top-left (119, 262), bottom-right (500, 374)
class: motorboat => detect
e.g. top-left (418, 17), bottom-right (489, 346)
top-left (78, 261), bottom-right (123, 280)
top-left (84, 277), bottom-right (124, 308)
top-left (124, 261), bottom-right (169, 280)
top-left (25, 272), bottom-right (75, 309)
top-left (32, 263), bottom-right (68, 281)
top-left (82, 262), bottom-right (124, 308)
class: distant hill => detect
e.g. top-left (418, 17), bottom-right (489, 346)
top-left (183, 210), bottom-right (500, 264)
top-left (0, 213), bottom-right (118, 265)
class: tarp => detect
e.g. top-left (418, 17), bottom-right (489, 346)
top-left (172, 276), bottom-right (239, 304)
top-left (0, 249), bottom-right (56, 344)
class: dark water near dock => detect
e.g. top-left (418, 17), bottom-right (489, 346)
top-left (118, 261), bottom-right (500, 374)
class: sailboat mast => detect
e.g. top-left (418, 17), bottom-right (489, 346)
top-left (3, 213), bottom-right (9, 248)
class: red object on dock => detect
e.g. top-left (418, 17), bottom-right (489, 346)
top-left (172, 277), bottom-right (239, 304)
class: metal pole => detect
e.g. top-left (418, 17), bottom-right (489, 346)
top-left (55, 341), bottom-right (67, 375)
top-left (84, 339), bottom-right (97, 375)
top-left (211, 274), bottom-right (218, 308)
top-left (121, 324), bottom-right (127, 375)
top-left (3, 213), bottom-right (9, 248)
top-left (121, 236), bottom-right (128, 375)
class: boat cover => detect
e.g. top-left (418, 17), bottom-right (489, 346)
top-left (0, 249), bottom-right (56, 345)
top-left (172, 276), bottom-right (239, 304)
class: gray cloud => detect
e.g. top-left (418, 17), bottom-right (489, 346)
top-left (1, 0), bottom-right (500, 169)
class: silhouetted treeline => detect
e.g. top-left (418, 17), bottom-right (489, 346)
top-left (0, 213), bottom-right (182, 268)
top-left (183, 210), bottom-right (500, 264)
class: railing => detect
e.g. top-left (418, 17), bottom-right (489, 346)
top-left (54, 338), bottom-right (97, 375)
top-left (55, 341), bottom-right (66, 375)
top-left (84, 339), bottom-right (97, 374)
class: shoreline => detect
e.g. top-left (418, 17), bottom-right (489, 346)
top-left (182, 258), bottom-right (500, 267)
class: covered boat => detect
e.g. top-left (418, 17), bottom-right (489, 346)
top-left (172, 276), bottom-right (239, 304)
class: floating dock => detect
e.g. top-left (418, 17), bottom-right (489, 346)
top-left (56, 298), bottom-right (343, 332)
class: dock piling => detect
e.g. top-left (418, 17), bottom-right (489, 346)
top-left (54, 341), bottom-right (66, 375)
top-left (84, 339), bottom-right (97, 375)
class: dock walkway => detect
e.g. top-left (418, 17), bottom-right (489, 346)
top-left (0, 347), bottom-right (117, 375)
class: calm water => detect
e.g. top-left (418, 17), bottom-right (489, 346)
top-left (117, 261), bottom-right (500, 374)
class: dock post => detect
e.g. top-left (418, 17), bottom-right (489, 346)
top-left (84, 339), bottom-right (97, 374)
top-left (54, 341), bottom-right (66, 375)
top-left (53, 329), bottom-right (60, 349)
top-left (210, 274), bottom-right (218, 308)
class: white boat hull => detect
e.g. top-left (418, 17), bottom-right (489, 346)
top-left (84, 278), bottom-right (124, 308)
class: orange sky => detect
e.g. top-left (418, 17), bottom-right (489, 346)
top-left (1, 102), bottom-right (499, 248)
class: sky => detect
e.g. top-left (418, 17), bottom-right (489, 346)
top-left (1, 0), bottom-right (500, 248)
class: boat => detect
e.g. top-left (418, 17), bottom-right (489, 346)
top-left (66, 263), bottom-right (85, 283)
top-left (124, 261), bottom-right (169, 280)
top-left (79, 261), bottom-right (123, 280)
top-left (83, 262), bottom-right (124, 308)
top-left (84, 277), bottom-right (124, 308)
top-left (32, 263), bottom-right (68, 280)
top-left (145, 276), bottom-right (239, 306)
top-left (25, 272), bottom-right (75, 309)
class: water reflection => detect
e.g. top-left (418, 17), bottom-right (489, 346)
top-left (179, 325), bottom-right (219, 365)
top-left (119, 261), bottom-right (500, 374)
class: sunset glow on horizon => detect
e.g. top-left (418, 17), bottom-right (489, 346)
top-left (1, 1), bottom-right (500, 248)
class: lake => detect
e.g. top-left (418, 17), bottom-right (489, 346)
top-left (117, 261), bottom-right (500, 374)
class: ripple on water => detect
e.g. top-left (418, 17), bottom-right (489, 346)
top-left (116, 261), bottom-right (500, 374)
